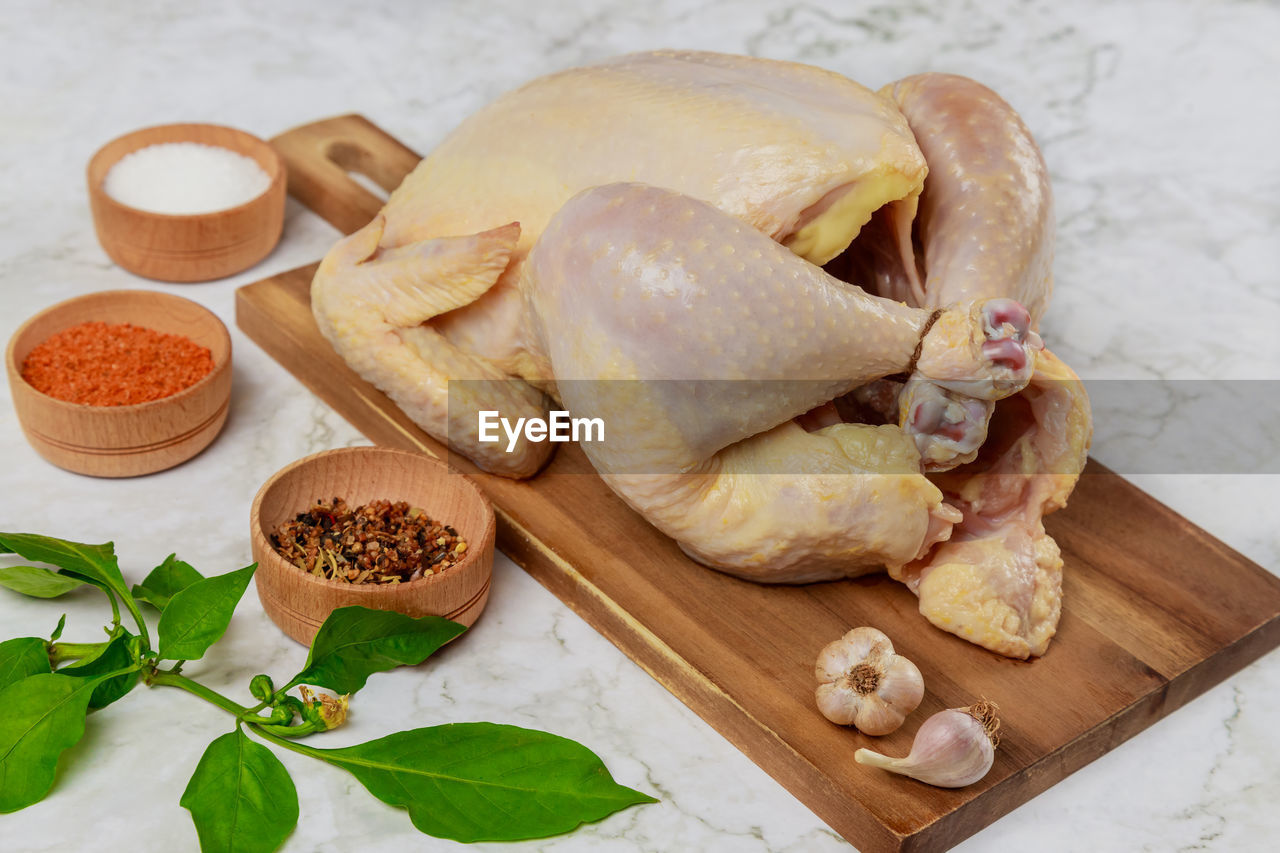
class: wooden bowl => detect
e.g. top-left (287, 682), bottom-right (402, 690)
top-left (250, 446), bottom-right (496, 646)
top-left (6, 289), bottom-right (232, 477)
top-left (87, 123), bottom-right (286, 282)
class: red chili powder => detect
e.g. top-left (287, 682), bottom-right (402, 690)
top-left (21, 321), bottom-right (215, 406)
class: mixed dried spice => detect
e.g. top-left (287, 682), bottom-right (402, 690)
top-left (269, 497), bottom-right (467, 584)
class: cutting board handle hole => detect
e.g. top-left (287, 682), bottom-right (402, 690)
top-left (324, 140), bottom-right (394, 200)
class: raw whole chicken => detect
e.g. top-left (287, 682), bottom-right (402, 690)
top-left (311, 51), bottom-right (1091, 659)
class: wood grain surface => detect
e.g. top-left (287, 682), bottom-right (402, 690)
top-left (236, 115), bottom-right (1280, 853)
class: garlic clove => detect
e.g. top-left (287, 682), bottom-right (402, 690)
top-left (815, 682), bottom-right (861, 727)
top-left (854, 700), bottom-right (1001, 788)
top-left (814, 625), bottom-right (885, 682)
top-left (877, 656), bottom-right (925, 711)
top-left (853, 700), bottom-right (910, 737)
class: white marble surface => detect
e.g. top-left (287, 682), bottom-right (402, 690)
top-left (2, 1), bottom-right (1278, 851)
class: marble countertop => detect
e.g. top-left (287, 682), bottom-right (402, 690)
top-left (3, 1), bottom-right (1277, 851)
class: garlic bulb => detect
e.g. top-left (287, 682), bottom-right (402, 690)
top-left (814, 626), bottom-right (924, 736)
top-left (854, 699), bottom-right (1001, 788)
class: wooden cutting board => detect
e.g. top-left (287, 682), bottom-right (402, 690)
top-left (238, 115), bottom-right (1280, 853)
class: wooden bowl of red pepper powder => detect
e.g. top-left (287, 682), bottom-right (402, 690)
top-left (5, 289), bottom-right (231, 477)
top-left (250, 446), bottom-right (496, 645)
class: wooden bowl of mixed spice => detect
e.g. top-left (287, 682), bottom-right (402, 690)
top-left (87, 122), bottom-right (286, 282)
top-left (6, 289), bottom-right (232, 477)
top-left (250, 446), bottom-right (496, 645)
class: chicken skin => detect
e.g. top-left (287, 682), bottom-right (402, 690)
top-left (880, 74), bottom-right (1090, 657)
top-left (523, 183), bottom-right (1039, 581)
top-left (310, 53), bottom-right (1091, 658)
top-left (313, 50), bottom-right (929, 476)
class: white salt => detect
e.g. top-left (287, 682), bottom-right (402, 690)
top-left (103, 142), bottom-right (271, 215)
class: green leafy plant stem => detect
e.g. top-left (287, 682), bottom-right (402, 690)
top-left (240, 722), bottom-right (328, 761)
top-left (87, 583), bottom-right (148, 652)
top-left (146, 667), bottom-right (321, 738)
top-left (2, 532), bottom-right (656, 848)
top-left (118, 590), bottom-right (151, 654)
top-left (102, 588), bottom-right (122, 630)
top-left (147, 668), bottom-right (251, 717)
top-left (47, 641), bottom-right (109, 665)
top-left (83, 664), bottom-right (143, 683)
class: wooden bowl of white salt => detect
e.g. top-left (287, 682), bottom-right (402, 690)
top-left (87, 123), bottom-right (286, 282)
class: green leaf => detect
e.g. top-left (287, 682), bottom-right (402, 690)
top-left (157, 564), bottom-right (257, 662)
top-left (133, 553), bottom-right (205, 611)
top-left (0, 638), bottom-right (52, 693)
top-left (58, 632), bottom-right (141, 710)
top-left (312, 723), bottom-right (656, 842)
top-left (0, 566), bottom-right (87, 599)
top-left (181, 729), bottom-right (299, 853)
top-left (0, 533), bottom-right (126, 597)
top-left (0, 673), bottom-right (99, 813)
top-left (290, 606), bottom-right (466, 695)
top-left (49, 615), bottom-right (66, 643)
